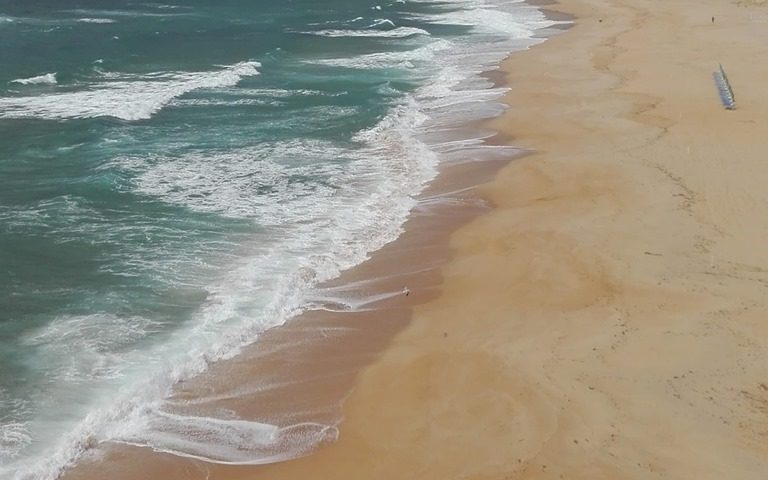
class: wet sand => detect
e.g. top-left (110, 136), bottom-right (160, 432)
top-left (63, 0), bottom-right (768, 478)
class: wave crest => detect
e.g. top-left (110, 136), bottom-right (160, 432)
top-left (10, 73), bottom-right (57, 85)
top-left (303, 26), bottom-right (429, 38)
top-left (0, 61), bottom-right (260, 121)
top-left (77, 18), bottom-right (116, 24)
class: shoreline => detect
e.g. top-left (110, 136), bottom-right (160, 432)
top-left (61, 143), bottom-right (518, 480)
top-left (51, 2), bottom-right (556, 478)
top-left (243, 0), bottom-right (768, 478)
top-left (60, 89), bottom-right (525, 480)
top-left (57, 2), bottom-right (565, 478)
top-left (61, 0), bottom-right (768, 478)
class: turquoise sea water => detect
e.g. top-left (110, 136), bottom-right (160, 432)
top-left (0, 1), bottom-right (563, 478)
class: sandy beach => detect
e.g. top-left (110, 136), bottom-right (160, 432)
top-left (61, 0), bottom-right (768, 478)
top-left (241, 0), bottom-right (768, 478)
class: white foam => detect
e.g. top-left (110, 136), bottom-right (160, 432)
top-left (77, 18), bottom-right (116, 24)
top-left (170, 88), bottom-right (347, 107)
top-left (230, 88), bottom-right (335, 98)
top-left (68, 8), bottom-right (191, 18)
top-left (0, 422), bottom-right (32, 460)
top-left (170, 97), bottom-right (281, 107)
top-left (303, 26), bottom-right (429, 38)
top-left (2, 0), bottom-right (570, 477)
top-left (8, 90), bottom-right (440, 480)
top-left (9, 73), bottom-right (57, 85)
top-left (110, 410), bottom-right (338, 465)
top-left (304, 288), bottom-right (405, 312)
top-left (405, 0), bottom-right (565, 36)
top-left (0, 61), bottom-right (260, 121)
top-left (116, 140), bottom-right (352, 222)
top-left (368, 17), bottom-right (394, 27)
top-left (438, 8), bottom-right (558, 35)
top-left (309, 38), bottom-right (451, 69)
top-left (22, 314), bottom-right (163, 381)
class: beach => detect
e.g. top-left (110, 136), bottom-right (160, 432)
top-left (55, 0), bottom-right (768, 478)
top-left (2, 2), bottom-right (547, 478)
top-left (240, 0), bottom-right (768, 478)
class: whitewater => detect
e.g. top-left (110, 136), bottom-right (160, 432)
top-left (0, 0), bottom-right (567, 478)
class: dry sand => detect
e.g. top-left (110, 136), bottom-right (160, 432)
top-left (239, 0), bottom-right (768, 478)
top-left (62, 0), bottom-right (768, 478)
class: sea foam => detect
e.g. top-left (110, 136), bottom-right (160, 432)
top-left (77, 18), bottom-right (116, 24)
top-left (10, 73), bottom-right (57, 85)
top-left (309, 38), bottom-right (452, 69)
top-left (0, 61), bottom-right (260, 121)
top-left (22, 314), bottom-right (162, 382)
top-left (5, 87), bottom-right (440, 480)
top-left (0, 0), bottom-right (568, 477)
top-left (111, 411), bottom-right (338, 465)
top-left (302, 26), bottom-right (429, 38)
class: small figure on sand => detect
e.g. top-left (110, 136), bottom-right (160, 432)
top-left (402, 286), bottom-right (410, 297)
top-left (712, 16), bottom-right (715, 23)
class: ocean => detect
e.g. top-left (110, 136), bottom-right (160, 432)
top-left (0, 0), bottom-right (564, 478)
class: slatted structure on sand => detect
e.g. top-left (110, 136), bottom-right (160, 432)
top-left (713, 63), bottom-right (736, 109)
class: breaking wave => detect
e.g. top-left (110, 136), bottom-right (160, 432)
top-left (0, 61), bottom-right (259, 121)
top-left (9, 73), bottom-right (57, 85)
